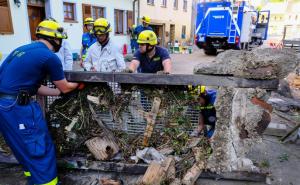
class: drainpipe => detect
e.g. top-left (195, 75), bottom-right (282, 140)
top-left (133, 0), bottom-right (140, 25)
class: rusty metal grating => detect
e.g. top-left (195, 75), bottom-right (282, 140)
top-left (44, 82), bottom-right (200, 135)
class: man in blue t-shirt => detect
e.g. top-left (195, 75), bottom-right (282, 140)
top-left (0, 19), bottom-right (82, 185)
top-left (126, 30), bottom-right (171, 74)
top-left (133, 16), bottom-right (153, 50)
top-left (80, 17), bottom-right (97, 67)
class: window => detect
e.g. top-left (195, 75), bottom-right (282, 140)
top-left (0, 0), bottom-right (13, 34)
top-left (147, 0), bottom-right (155, 5)
top-left (161, 0), bottom-right (167, 7)
top-left (173, 0), bottom-right (178, 10)
top-left (63, 2), bottom-right (76, 21)
top-left (127, 11), bottom-right (133, 33)
top-left (92, 6), bottom-right (104, 20)
top-left (182, 25), bottom-right (186, 39)
top-left (183, 0), bottom-right (187, 12)
top-left (115, 9), bottom-right (124, 34)
top-left (27, 0), bottom-right (44, 6)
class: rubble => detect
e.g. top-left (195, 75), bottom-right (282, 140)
top-left (194, 48), bottom-right (299, 79)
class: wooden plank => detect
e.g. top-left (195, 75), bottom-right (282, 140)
top-left (64, 71), bottom-right (279, 89)
top-left (0, 154), bottom-right (266, 182)
top-left (199, 171), bottom-right (266, 182)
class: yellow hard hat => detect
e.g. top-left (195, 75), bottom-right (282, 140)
top-left (137, 30), bottom-right (157, 45)
top-left (93, 18), bottom-right (112, 34)
top-left (84, 17), bottom-right (94, 25)
top-left (132, 24), bottom-right (137, 29)
top-left (142, 15), bottom-right (151, 24)
top-left (188, 85), bottom-right (206, 95)
top-left (36, 20), bottom-right (67, 39)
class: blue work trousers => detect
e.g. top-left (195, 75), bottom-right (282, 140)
top-left (0, 98), bottom-right (58, 185)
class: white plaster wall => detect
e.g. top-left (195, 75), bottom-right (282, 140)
top-left (139, 0), bottom-right (193, 43)
top-left (0, 0), bottom-right (132, 65)
top-left (0, 0), bottom-right (31, 63)
top-left (50, 0), bottom-right (132, 53)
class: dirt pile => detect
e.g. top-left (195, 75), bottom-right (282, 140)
top-left (194, 48), bottom-right (299, 79)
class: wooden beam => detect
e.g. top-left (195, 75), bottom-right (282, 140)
top-left (0, 154), bottom-right (266, 182)
top-left (64, 71), bottom-right (279, 89)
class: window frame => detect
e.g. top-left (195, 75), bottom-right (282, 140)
top-left (114, 9), bottom-right (125, 35)
top-left (147, 0), bottom-right (155, 6)
top-left (173, 0), bottom-right (178, 10)
top-left (0, 0), bottom-right (14, 34)
top-left (63, 2), bottom-right (76, 22)
top-left (92, 6), bottom-right (105, 20)
top-left (183, 0), bottom-right (187, 12)
top-left (127, 10), bottom-right (133, 34)
top-left (161, 0), bottom-right (167, 7)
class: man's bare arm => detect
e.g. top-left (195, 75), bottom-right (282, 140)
top-left (53, 79), bottom-right (79, 94)
top-left (162, 58), bottom-right (171, 73)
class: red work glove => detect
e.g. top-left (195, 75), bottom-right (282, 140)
top-left (77, 82), bottom-right (85, 90)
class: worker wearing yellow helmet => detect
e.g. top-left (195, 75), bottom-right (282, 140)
top-left (80, 17), bottom-right (97, 67)
top-left (0, 18), bottom-right (81, 185)
top-left (188, 85), bottom-right (217, 138)
top-left (129, 24), bottom-right (138, 53)
top-left (83, 18), bottom-right (125, 72)
top-left (125, 30), bottom-right (171, 74)
top-left (133, 15), bottom-right (153, 50)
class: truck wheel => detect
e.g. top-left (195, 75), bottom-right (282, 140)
top-left (204, 48), bottom-right (217, 55)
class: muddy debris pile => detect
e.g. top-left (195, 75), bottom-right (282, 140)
top-left (46, 84), bottom-right (212, 180)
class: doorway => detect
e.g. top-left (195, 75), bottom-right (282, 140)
top-left (150, 24), bottom-right (164, 46)
top-left (27, 1), bottom-right (45, 40)
top-left (170, 24), bottom-right (175, 44)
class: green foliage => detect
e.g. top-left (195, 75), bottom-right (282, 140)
top-left (259, 159), bottom-right (270, 168)
top-left (278, 153), bottom-right (289, 162)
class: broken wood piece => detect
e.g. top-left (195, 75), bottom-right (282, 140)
top-left (85, 136), bottom-right (120, 160)
top-left (100, 178), bottom-right (122, 185)
top-left (264, 122), bottom-right (287, 137)
top-left (182, 161), bottom-right (205, 185)
top-left (280, 123), bottom-right (300, 142)
top-left (65, 117), bottom-right (78, 132)
top-left (142, 97), bottom-right (161, 147)
top-left (87, 95), bottom-right (100, 105)
top-left (140, 157), bottom-right (175, 185)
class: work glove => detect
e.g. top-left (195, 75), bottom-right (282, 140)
top-left (156, 70), bottom-right (170, 75)
top-left (77, 82), bottom-right (85, 90)
top-left (122, 67), bottom-right (133, 73)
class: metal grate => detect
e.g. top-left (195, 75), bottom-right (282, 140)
top-left (44, 82), bottom-right (200, 135)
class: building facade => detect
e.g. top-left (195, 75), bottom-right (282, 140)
top-left (137, 0), bottom-right (193, 47)
top-left (262, 0), bottom-right (300, 40)
top-left (0, 0), bottom-right (133, 63)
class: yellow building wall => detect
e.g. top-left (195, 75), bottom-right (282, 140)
top-left (139, 0), bottom-right (193, 46)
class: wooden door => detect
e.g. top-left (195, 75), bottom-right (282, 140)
top-left (170, 24), bottom-right (175, 44)
top-left (27, 5), bottom-right (45, 40)
top-left (82, 4), bottom-right (92, 32)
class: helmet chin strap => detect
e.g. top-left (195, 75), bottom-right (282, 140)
top-left (37, 34), bottom-right (62, 52)
top-left (146, 44), bottom-right (155, 53)
top-left (48, 38), bottom-right (62, 52)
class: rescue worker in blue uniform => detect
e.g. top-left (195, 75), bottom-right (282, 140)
top-left (80, 17), bottom-right (97, 67)
top-left (133, 16), bottom-right (153, 50)
top-left (189, 86), bottom-right (217, 138)
top-left (129, 24), bottom-right (138, 53)
top-left (126, 30), bottom-right (172, 74)
top-left (0, 19), bottom-right (82, 185)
